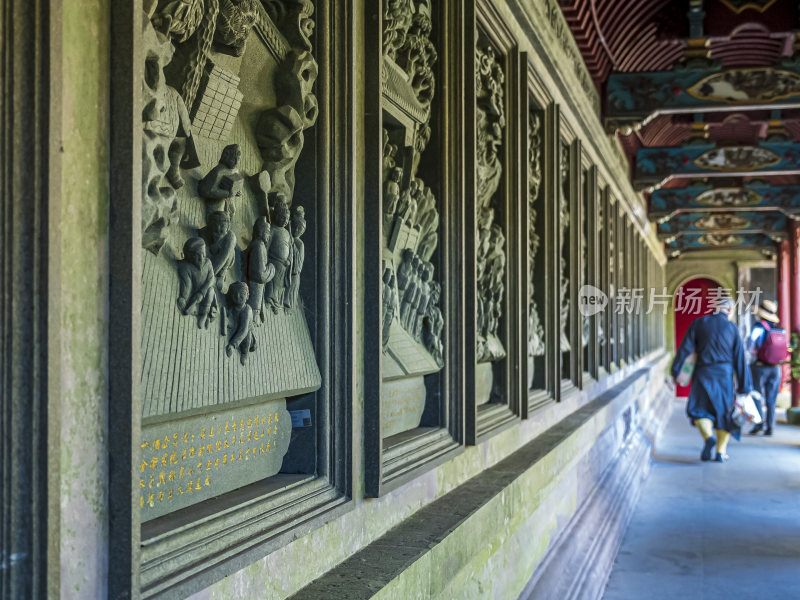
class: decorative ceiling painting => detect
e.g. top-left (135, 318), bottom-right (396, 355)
top-left (651, 184), bottom-right (800, 216)
top-left (635, 142), bottom-right (800, 187)
top-left (719, 0), bottom-right (778, 14)
top-left (558, 0), bottom-right (800, 257)
top-left (657, 211), bottom-right (787, 238)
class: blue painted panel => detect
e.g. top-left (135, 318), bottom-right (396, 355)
top-left (635, 142), bottom-right (800, 184)
top-left (664, 232), bottom-right (775, 251)
top-left (651, 185), bottom-right (800, 214)
top-left (607, 67), bottom-right (800, 119)
top-left (658, 211), bottom-right (787, 236)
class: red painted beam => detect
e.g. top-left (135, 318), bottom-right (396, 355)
top-left (778, 240), bottom-right (791, 392)
top-left (791, 222), bottom-right (800, 407)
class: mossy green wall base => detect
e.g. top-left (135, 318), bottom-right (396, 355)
top-left (254, 356), bottom-right (672, 600)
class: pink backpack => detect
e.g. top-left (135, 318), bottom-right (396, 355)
top-left (757, 321), bottom-right (789, 365)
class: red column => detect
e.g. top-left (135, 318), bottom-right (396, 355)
top-left (778, 240), bottom-right (791, 392)
top-left (791, 222), bottom-right (800, 408)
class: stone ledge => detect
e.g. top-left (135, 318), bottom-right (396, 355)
top-left (289, 361), bottom-right (668, 599)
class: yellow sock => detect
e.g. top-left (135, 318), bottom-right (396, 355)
top-left (694, 418), bottom-right (714, 440)
top-left (716, 430), bottom-right (730, 455)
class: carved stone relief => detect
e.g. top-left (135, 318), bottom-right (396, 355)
top-left (475, 43), bottom-right (507, 365)
top-left (139, 1), bottom-right (322, 519)
top-left (527, 112), bottom-right (545, 374)
top-left (559, 143), bottom-right (570, 353)
top-left (379, 0), bottom-right (442, 437)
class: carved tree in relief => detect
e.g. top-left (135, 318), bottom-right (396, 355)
top-left (559, 144), bottom-right (571, 352)
top-left (380, 0), bottom-right (444, 379)
top-left (528, 112), bottom-right (545, 364)
top-left (475, 44), bottom-right (507, 364)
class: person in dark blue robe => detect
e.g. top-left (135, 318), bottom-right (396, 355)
top-left (671, 298), bottom-right (751, 462)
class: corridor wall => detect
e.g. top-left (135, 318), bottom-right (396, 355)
top-left (0, 0), bottom-right (670, 599)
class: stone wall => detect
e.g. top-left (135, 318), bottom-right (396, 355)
top-left (189, 355), bottom-right (671, 600)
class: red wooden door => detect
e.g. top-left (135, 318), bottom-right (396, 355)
top-left (674, 278), bottom-right (720, 397)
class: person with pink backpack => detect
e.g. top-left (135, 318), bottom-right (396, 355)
top-left (747, 300), bottom-right (789, 436)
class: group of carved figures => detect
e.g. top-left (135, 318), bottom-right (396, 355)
top-left (177, 167), bottom-right (308, 365)
top-left (476, 209), bottom-right (506, 362)
top-left (383, 0), bottom-right (437, 109)
top-left (383, 165), bottom-right (439, 261)
top-left (383, 251), bottom-right (444, 366)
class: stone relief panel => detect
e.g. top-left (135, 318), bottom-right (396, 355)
top-left (475, 36), bottom-right (507, 405)
top-left (380, 0), bottom-right (443, 438)
top-left (527, 110), bottom-right (544, 387)
top-left (559, 143), bottom-right (570, 354)
top-left (139, 0), bottom-right (321, 520)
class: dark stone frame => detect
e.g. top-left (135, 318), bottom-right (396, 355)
top-left (0, 0), bottom-right (56, 596)
top-left (108, 2), bottom-right (356, 597)
top-left (363, 0), bottom-right (467, 498)
top-left (465, 0), bottom-right (525, 444)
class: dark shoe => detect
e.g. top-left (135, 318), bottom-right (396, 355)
top-left (765, 429), bottom-right (773, 436)
top-left (701, 437), bottom-right (717, 461)
top-left (715, 452), bottom-right (728, 463)
top-left (749, 423), bottom-right (763, 435)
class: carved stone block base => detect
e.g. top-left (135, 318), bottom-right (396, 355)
top-left (380, 377), bottom-right (426, 439)
top-left (476, 361), bottom-right (494, 406)
top-left (140, 396), bottom-right (291, 521)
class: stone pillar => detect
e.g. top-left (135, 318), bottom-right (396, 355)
top-left (778, 240), bottom-right (791, 392)
top-left (791, 223), bottom-right (800, 409)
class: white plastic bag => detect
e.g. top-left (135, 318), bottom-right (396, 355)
top-left (675, 352), bottom-right (696, 387)
top-left (733, 391), bottom-right (763, 433)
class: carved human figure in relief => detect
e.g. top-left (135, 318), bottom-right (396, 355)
top-left (198, 144), bottom-right (243, 215)
top-left (412, 262), bottom-right (433, 341)
top-left (214, 0), bottom-right (258, 57)
top-left (397, 178), bottom-right (420, 226)
top-left (384, 167), bottom-right (402, 228)
top-left (265, 195), bottom-right (293, 313)
top-left (226, 281), bottom-right (257, 365)
top-left (200, 210), bottom-right (237, 292)
top-left (246, 216), bottom-right (276, 324)
top-left (424, 280), bottom-right (444, 366)
top-left (400, 254), bottom-right (422, 330)
top-left (176, 237), bottom-right (218, 329)
top-left (396, 249), bottom-right (415, 293)
top-left (382, 265), bottom-right (397, 350)
top-left (285, 206), bottom-right (307, 311)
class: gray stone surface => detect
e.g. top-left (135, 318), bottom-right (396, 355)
top-left (140, 397), bottom-right (290, 521)
top-left (380, 376), bottom-right (426, 439)
top-left (603, 403), bottom-right (800, 600)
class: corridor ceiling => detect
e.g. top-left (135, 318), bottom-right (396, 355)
top-left (558, 0), bottom-right (800, 258)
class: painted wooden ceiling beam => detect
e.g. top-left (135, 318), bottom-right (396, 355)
top-left (633, 141), bottom-right (800, 189)
top-left (650, 183), bottom-right (800, 218)
top-left (605, 64), bottom-right (800, 131)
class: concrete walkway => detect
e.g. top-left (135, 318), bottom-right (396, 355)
top-left (603, 400), bottom-right (800, 600)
